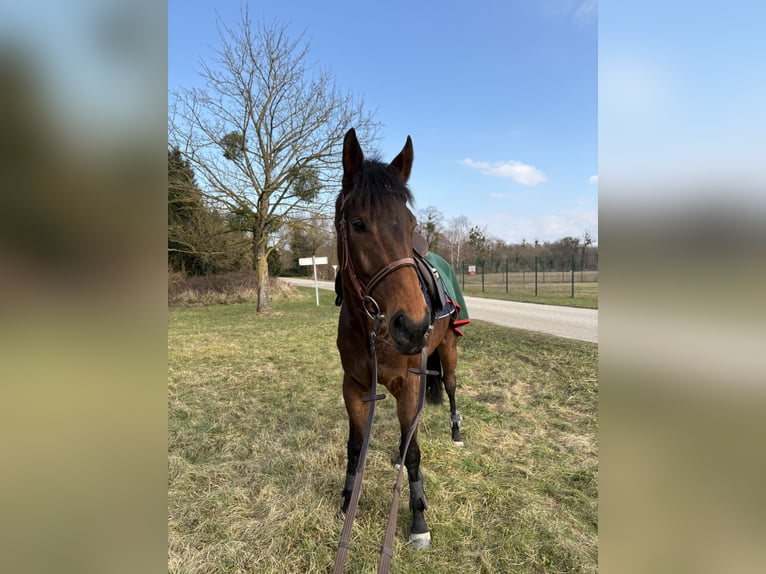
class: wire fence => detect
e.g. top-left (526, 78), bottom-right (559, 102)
top-left (459, 256), bottom-right (598, 300)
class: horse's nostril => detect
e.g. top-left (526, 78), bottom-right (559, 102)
top-left (391, 312), bottom-right (407, 337)
top-left (390, 311), bottom-right (429, 349)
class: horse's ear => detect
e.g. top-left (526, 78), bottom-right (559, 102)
top-left (390, 135), bottom-right (413, 183)
top-left (343, 128), bottom-right (364, 187)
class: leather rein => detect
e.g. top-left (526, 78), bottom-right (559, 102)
top-left (333, 194), bottom-right (435, 574)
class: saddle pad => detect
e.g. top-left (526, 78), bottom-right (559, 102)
top-left (425, 252), bottom-right (470, 335)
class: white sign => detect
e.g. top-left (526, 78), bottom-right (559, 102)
top-left (468, 265), bottom-right (476, 275)
top-left (297, 255), bottom-right (329, 305)
top-left (299, 256), bottom-right (328, 266)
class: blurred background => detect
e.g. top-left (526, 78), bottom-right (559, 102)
top-left (0, 1), bottom-right (166, 573)
top-left (599, 2), bottom-right (766, 573)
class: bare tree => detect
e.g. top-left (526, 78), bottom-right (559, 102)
top-left (443, 215), bottom-right (471, 269)
top-left (169, 9), bottom-right (379, 311)
top-left (415, 206), bottom-right (444, 251)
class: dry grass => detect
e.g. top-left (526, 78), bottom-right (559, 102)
top-left (168, 270), bottom-right (297, 307)
top-left (168, 287), bottom-right (598, 573)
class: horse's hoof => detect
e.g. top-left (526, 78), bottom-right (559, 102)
top-left (409, 530), bottom-right (431, 548)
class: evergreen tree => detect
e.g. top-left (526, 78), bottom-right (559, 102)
top-left (168, 147), bottom-right (250, 274)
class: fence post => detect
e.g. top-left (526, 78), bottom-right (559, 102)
top-left (505, 258), bottom-right (509, 293)
top-left (481, 263), bottom-right (485, 292)
top-left (534, 256), bottom-right (538, 297)
top-left (461, 262), bottom-right (465, 290)
top-left (571, 254), bottom-right (575, 298)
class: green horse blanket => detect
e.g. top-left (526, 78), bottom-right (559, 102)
top-left (426, 251), bottom-right (470, 335)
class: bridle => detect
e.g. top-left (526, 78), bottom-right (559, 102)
top-left (337, 191), bottom-right (418, 319)
top-left (333, 190), bottom-right (436, 573)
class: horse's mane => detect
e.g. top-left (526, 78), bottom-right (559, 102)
top-left (342, 158), bottom-right (414, 212)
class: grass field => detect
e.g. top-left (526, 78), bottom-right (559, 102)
top-left (168, 287), bottom-right (598, 573)
top-left (461, 271), bottom-right (599, 309)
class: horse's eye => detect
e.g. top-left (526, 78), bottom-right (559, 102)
top-left (350, 219), bottom-right (366, 233)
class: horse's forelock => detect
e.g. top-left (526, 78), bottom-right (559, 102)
top-left (341, 159), bottom-right (414, 213)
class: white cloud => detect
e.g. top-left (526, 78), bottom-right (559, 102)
top-left (461, 158), bottom-right (547, 185)
top-left (589, 175), bottom-right (598, 184)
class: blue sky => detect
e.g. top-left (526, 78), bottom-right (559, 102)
top-left (169, 0), bottom-right (598, 245)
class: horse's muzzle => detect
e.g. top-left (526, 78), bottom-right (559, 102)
top-left (389, 311), bottom-right (430, 355)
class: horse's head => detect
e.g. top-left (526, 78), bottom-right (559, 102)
top-left (335, 128), bottom-right (430, 355)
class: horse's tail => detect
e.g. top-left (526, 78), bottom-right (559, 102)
top-left (425, 349), bottom-right (444, 405)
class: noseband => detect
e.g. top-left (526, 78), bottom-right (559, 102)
top-left (338, 192), bottom-right (417, 318)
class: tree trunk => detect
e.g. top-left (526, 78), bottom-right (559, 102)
top-left (253, 237), bottom-right (272, 312)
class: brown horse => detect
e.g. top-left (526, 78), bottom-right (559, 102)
top-left (334, 128), bottom-right (463, 550)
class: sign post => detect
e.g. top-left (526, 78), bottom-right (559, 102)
top-left (298, 256), bottom-right (329, 305)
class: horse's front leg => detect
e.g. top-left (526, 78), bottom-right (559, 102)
top-left (340, 375), bottom-right (369, 515)
top-left (397, 377), bottom-right (431, 548)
